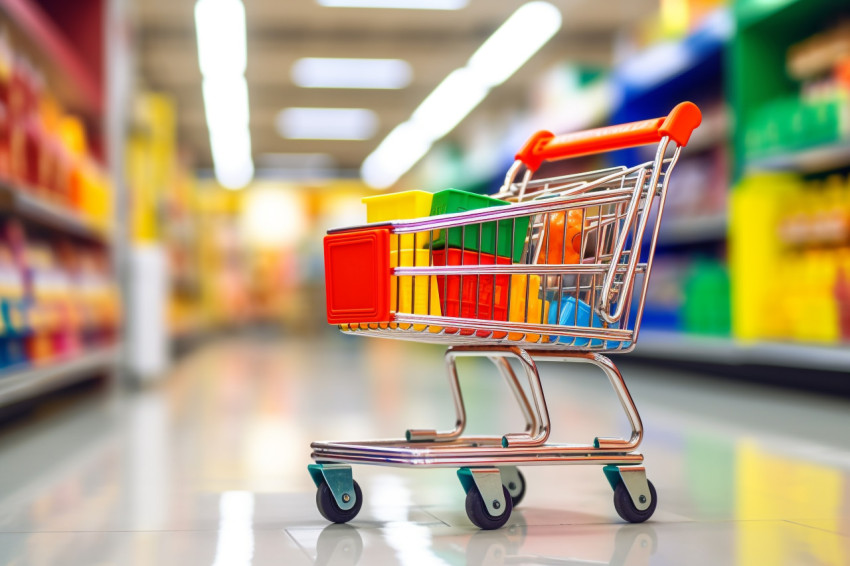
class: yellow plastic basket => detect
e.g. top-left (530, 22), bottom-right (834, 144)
top-left (362, 190), bottom-right (433, 250)
top-left (508, 274), bottom-right (548, 343)
top-left (384, 249), bottom-right (442, 332)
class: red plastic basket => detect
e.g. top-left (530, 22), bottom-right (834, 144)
top-left (324, 228), bottom-right (391, 324)
top-left (432, 248), bottom-right (510, 337)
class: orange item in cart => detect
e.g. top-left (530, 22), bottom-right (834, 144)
top-left (539, 209), bottom-right (583, 264)
top-left (324, 228), bottom-right (391, 324)
top-left (432, 248), bottom-right (510, 337)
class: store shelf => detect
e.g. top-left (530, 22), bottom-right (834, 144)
top-left (634, 331), bottom-right (850, 372)
top-left (0, 345), bottom-right (119, 408)
top-left (0, 0), bottom-right (102, 115)
top-left (0, 181), bottom-right (110, 243)
top-left (747, 142), bottom-right (850, 175)
top-left (613, 8), bottom-right (732, 103)
top-left (658, 213), bottom-right (727, 245)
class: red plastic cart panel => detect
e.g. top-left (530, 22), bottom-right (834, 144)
top-left (324, 228), bottom-right (391, 324)
top-left (432, 248), bottom-right (511, 337)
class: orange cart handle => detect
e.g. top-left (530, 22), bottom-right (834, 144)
top-left (515, 101), bottom-right (702, 172)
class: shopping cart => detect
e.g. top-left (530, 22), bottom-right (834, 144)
top-left (310, 102), bottom-right (702, 529)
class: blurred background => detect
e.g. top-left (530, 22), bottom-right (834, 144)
top-left (0, 0), bottom-right (842, 391)
top-left (0, 0), bottom-right (847, 562)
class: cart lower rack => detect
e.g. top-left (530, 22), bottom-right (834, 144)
top-left (311, 102), bottom-right (702, 529)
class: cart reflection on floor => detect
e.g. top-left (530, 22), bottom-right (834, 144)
top-left (308, 522), bottom-right (658, 566)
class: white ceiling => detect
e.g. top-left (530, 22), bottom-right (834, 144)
top-left (133, 0), bottom-right (657, 174)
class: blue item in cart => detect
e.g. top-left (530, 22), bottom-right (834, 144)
top-left (547, 296), bottom-right (627, 348)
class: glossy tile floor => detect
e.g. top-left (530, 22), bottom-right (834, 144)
top-left (1, 334), bottom-right (849, 565)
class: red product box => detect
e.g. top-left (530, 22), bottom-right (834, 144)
top-left (432, 248), bottom-right (510, 337)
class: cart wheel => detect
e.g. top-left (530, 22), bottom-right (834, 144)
top-left (465, 484), bottom-right (513, 530)
top-left (504, 470), bottom-right (526, 507)
top-left (613, 480), bottom-right (657, 523)
top-left (316, 480), bottom-right (363, 524)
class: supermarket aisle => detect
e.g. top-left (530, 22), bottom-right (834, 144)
top-left (0, 335), bottom-right (849, 565)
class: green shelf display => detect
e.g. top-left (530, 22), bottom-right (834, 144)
top-left (730, 0), bottom-right (849, 178)
top-left (683, 259), bottom-right (731, 336)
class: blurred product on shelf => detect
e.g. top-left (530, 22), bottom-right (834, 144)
top-left (662, 143), bottom-right (728, 218)
top-left (0, 219), bottom-right (118, 371)
top-left (636, 254), bottom-right (731, 337)
top-left (732, 171), bottom-right (850, 344)
top-left (683, 257), bottom-right (730, 335)
top-left (786, 20), bottom-right (850, 82)
top-left (743, 19), bottom-right (850, 161)
top-left (0, 29), bottom-right (111, 232)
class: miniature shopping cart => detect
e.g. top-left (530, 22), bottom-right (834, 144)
top-left (310, 102), bottom-right (702, 529)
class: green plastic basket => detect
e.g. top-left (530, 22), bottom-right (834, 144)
top-left (429, 189), bottom-right (529, 261)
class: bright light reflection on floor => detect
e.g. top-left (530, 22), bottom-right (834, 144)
top-left (371, 474), bottom-right (449, 565)
top-left (212, 491), bottom-right (255, 566)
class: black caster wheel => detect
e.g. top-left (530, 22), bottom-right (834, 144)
top-left (504, 470), bottom-right (526, 507)
top-left (613, 480), bottom-right (657, 523)
top-left (316, 480), bottom-right (363, 524)
top-left (465, 484), bottom-right (513, 530)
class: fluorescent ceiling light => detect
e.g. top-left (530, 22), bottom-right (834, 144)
top-left (202, 75), bottom-right (253, 189)
top-left (361, 122), bottom-right (432, 189)
top-left (292, 58), bottom-right (412, 89)
top-left (466, 1), bottom-right (562, 88)
top-left (410, 68), bottom-right (489, 142)
top-left (317, 0), bottom-right (467, 9)
top-left (210, 127), bottom-right (254, 189)
top-left (214, 157), bottom-right (255, 190)
top-left (202, 76), bottom-right (250, 133)
top-left (194, 0), bottom-right (247, 77)
top-left (361, 1), bottom-right (561, 189)
top-left (276, 107), bottom-right (378, 140)
top-left (195, 0), bottom-right (253, 189)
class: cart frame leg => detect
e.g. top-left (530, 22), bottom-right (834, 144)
top-left (310, 348), bottom-right (646, 467)
top-left (525, 350), bottom-right (644, 451)
top-left (406, 347), bottom-right (543, 444)
top-left (405, 348), bottom-right (468, 442)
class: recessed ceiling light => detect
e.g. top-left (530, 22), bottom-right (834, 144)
top-left (292, 58), bottom-right (412, 89)
top-left (317, 0), bottom-right (467, 9)
top-left (276, 108), bottom-right (378, 140)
